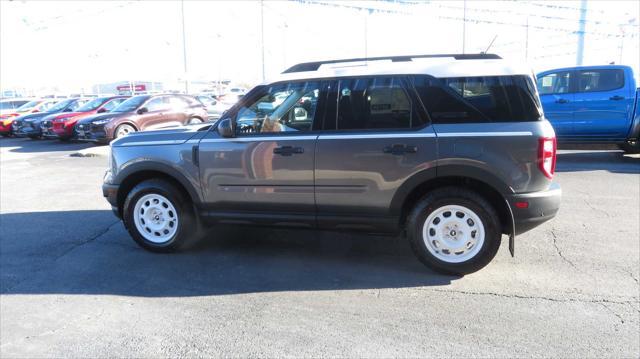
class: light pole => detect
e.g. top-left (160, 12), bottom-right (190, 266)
top-left (181, 0), bottom-right (189, 94)
top-left (260, 0), bottom-right (265, 82)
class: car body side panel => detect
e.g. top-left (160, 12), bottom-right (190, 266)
top-left (314, 128), bottom-right (438, 229)
top-left (433, 121), bottom-right (555, 194)
top-left (197, 131), bottom-right (316, 214)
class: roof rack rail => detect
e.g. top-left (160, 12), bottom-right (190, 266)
top-left (282, 53), bottom-right (502, 74)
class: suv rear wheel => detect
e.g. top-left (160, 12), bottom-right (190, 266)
top-left (407, 187), bottom-right (501, 275)
top-left (123, 179), bottom-right (198, 252)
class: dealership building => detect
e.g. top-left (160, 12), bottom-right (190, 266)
top-left (91, 81), bottom-right (164, 96)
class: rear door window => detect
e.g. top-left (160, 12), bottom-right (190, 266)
top-left (411, 75), bottom-right (542, 123)
top-left (332, 76), bottom-right (423, 130)
top-left (576, 69), bottom-right (624, 92)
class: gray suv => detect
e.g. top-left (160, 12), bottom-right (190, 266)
top-left (102, 54), bottom-right (561, 274)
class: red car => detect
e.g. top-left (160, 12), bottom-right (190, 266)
top-left (41, 96), bottom-right (128, 140)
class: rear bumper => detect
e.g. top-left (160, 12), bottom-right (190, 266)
top-left (507, 183), bottom-right (561, 235)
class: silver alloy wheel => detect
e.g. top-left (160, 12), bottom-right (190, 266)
top-left (133, 193), bottom-right (179, 244)
top-left (422, 204), bottom-right (485, 263)
top-left (115, 124), bottom-right (135, 138)
top-left (188, 117), bottom-right (203, 124)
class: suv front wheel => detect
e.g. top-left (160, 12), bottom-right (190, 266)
top-left (407, 187), bottom-right (501, 275)
top-left (123, 179), bottom-right (198, 252)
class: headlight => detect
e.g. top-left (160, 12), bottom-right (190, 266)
top-left (92, 118), bottom-right (112, 125)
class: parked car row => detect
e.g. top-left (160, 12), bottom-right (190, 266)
top-left (1, 94), bottom-right (211, 144)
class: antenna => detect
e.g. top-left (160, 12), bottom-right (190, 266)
top-left (483, 35), bottom-right (498, 54)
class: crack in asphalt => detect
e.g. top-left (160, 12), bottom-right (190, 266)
top-left (598, 302), bottom-right (626, 324)
top-left (583, 198), bottom-right (611, 218)
top-left (549, 227), bottom-right (577, 269)
top-left (54, 220), bottom-right (121, 261)
top-left (427, 288), bottom-right (638, 307)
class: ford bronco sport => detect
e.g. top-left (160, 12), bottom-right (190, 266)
top-left (102, 54), bottom-right (561, 274)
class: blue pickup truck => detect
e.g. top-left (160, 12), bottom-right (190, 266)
top-left (536, 65), bottom-right (640, 153)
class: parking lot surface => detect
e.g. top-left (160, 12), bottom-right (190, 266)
top-left (1, 137), bottom-right (639, 357)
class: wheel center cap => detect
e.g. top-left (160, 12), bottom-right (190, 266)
top-left (450, 230), bottom-right (457, 237)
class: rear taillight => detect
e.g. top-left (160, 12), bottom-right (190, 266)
top-left (538, 137), bottom-right (557, 179)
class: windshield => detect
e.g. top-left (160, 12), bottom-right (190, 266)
top-left (111, 95), bottom-right (149, 113)
top-left (77, 97), bottom-right (109, 112)
top-left (0, 101), bottom-right (21, 110)
top-left (16, 100), bottom-right (41, 111)
top-left (47, 99), bottom-right (74, 112)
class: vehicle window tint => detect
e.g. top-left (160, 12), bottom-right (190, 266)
top-left (537, 71), bottom-right (571, 95)
top-left (145, 97), bottom-right (168, 112)
top-left (168, 96), bottom-right (188, 110)
top-left (68, 99), bottom-right (88, 111)
top-left (102, 98), bottom-right (125, 111)
top-left (335, 76), bottom-right (419, 130)
top-left (411, 75), bottom-right (542, 123)
top-left (235, 81), bottom-right (320, 134)
top-left (576, 69), bottom-right (624, 92)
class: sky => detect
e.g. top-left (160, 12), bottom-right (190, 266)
top-left (1, 0), bottom-right (638, 95)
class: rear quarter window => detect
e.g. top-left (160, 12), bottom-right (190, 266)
top-left (411, 75), bottom-right (542, 123)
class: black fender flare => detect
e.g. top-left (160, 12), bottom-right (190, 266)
top-left (113, 161), bottom-right (202, 205)
top-left (390, 165), bottom-right (514, 215)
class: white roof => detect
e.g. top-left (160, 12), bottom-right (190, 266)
top-left (266, 57), bottom-right (533, 84)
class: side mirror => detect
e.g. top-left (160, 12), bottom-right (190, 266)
top-left (97, 108), bottom-right (107, 113)
top-left (217, 118), bottom-right (234, 138)
top-left (137, 107), bottom-right (148, 115)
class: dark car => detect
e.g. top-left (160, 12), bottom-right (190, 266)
top-left (41, 96), bottom-right (129, 140)
top-left (13, 98), bottom-right (91, 139)
top-left (102, 54), bottom-right (561, 275)
top-left (75, 94), bottom-right (208, 144)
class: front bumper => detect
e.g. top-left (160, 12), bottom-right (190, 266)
top-left (76, 123), bottom-right (109, 143)
top-left (13, 124), bottom-right (41, 137)
top-left (0, 122), bottom-right (12, 134)
top-left (507, 182), bottom-right (561, 235)
top-left (102, 182), bottom-right (121, 218)
top-left (41, 123), bottom-right (59, 138)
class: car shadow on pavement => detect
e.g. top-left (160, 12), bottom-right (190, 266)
top-left (0, 210), bottom-right (455, 297)
top-left (1, 137), bottom-right (98, 153)
top-left (555, 150), bottom-right (640, 174)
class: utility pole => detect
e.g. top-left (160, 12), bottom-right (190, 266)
top-left (260, 0), bottom-right (265, 82)
top-left (576, 0), bottom-right (587, 66)
top-left (181, 0), bottom-right (189, 94)
top-left (525, 16), bottom-right (529, 60)
top-left (462, 0), bottom-right (466, 53)
top-left (364, 9), bottom-right (369, 58)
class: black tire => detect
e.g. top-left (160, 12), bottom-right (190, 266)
top-left (122, 179), bottom-right (199, 252)
top-left (619, 140), bottom-right (640, 154)
top-left (406, 187), bottom-right (502, 275)
top-left (28, 135), bottom-right (41, 140)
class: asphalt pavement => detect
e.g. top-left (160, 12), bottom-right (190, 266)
top-left (1, 137), bottom-right (639, 357)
